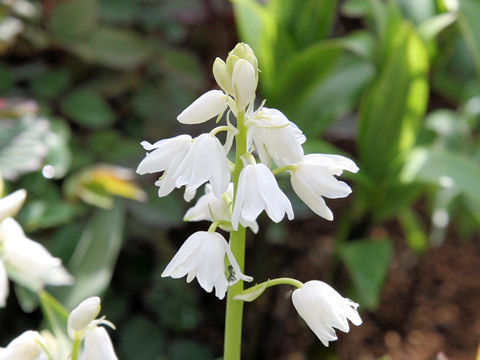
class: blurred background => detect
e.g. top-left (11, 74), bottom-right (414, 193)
top-left (0, 0), bottom-right (479, 359)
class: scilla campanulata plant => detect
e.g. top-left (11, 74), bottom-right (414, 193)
top-left (137, 43), bottom-right (362, 359)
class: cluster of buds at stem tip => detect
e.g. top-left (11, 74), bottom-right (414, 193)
top-left (136, 42), bottom-right (362, 344)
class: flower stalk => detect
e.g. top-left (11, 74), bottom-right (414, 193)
top-left (224, 109), bottom-right (248, 360)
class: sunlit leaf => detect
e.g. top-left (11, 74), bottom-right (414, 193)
top-left (0, 116), bottom-right (50, 180)
top-left (458, 0), bottom-right (480, 81)
top-left (339, 238), bottom-right (393, 310)
top-left (402, 147), bottom-right (480, 209)
top-left (64, 165), bottom-right (146, 209)
top-left (358, 22), bottom-right (429, 181)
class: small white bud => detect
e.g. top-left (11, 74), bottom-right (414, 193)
top-left (68, 297), bottom-right (101, 337)
top-left (177, 90), bottom-right (228, 124)
top-left (232, 59), bottom-right (257, 110)
top-left (213, 58), bottom-right (233, 95)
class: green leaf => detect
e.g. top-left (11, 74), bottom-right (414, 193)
top-left (169, 340), bottom-right (213, 360)
top-left (358, 22), bottom-right (429, 181)
top-left (42, 118), bottom-right (72, 179)
top-left (53, 201), bottom-right (126, 309)
top-left (233, 0), bottom-right (276, 89)
top-left (61, 89), bottom-right (114, 129)
top-left (234, 282), bottom-right (268, 302)
top-left (339, 238), bottom-right (393, 310)
top-left (417, 12), bottom-right (457, 42)
top-left (50, 0), bottom-right (98, 41)
top-left (0, 117), bottom-right (50, 180)
top-left (402, 147), bottom-right (480, 209)
top-left (71, 27), bottom-right (153, 69)
top-left (458, 0), bottom-right (480, 81)
top-left (292, 0), bottom-right (338, 47)
top-left (291, 53), bottom-right (375, 136)
top-left (271, 40), bottom-right (343, 109)
top-left (31, 69), bottom-right (72, 99)
top-left (398, 208), bottom-right (428, 252)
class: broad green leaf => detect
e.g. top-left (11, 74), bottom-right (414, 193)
top-left (54, 200), bottom-right (126, 309)
top-left (0, 116), bottom-right (50, 180)
top-left (339, 238), bottom-right (393, 310)
top-left (61, 89), bottom-right (114, 129)
top-left (19, 200), bottom-right (79, 231)
top-left (233, 0), bottom-right (276, 89)
top-left (271, 0), bottom-right (338, 48)
top-left (358, 22), bottom-right (429, 181)
top-left (341, 0), bottom-right (370, 17)
top-left (50, 0), bottom-right (98, 41)
top-left (458, 0), bottom-right (480, 81)
top-left (271, 40), bottom-right (343, 109)
top-left (291, 53), bottom-right (375, 136)
top-left (402, 147), bottom-right (480, 209)
top-left (71, 27), bottom-right (153, 69)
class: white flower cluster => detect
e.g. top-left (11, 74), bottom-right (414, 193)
top-left (0, 189), bottom-right (73, 307)
top-left (0, 296), bottom-right (117, 359)
top-left (137, 43), bottom-right (362, 345)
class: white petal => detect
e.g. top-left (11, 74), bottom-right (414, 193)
top-left (0, 261), bottom-right (9, 307)
top-left (177, 90), bottom-right (228, 124)
top-left (0, 189), bottom-right (26, 223)
top-left (162, 233), bottom-right (202, 279)
top-left (136, 135), bottom-right (192, 175)
top-left (1, 218), bottom-right (74, 291)
top-left (83, 327), bottom-right (118, 360)
top-left (232, 59), bottom-right (257, 109)
top-left (291, 174), bottom-right (333, 221)
top-left (2, 330), bottom-right (47, 360)
top-left (68, 297), bottom-right (101, 337)
top-left (292, 280), bottom-right (362, 347)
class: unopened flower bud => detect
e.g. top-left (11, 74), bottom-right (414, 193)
top-left (177, 90), bottom-right (228, 124)
top-left (68, 297), bottom-right (101, 337)
top-left (213, 58), bottom-right (233, 95)
top-left (228, 43), bottom-right (258, 71)
top-left (232, 59), bottom-right (257, 110)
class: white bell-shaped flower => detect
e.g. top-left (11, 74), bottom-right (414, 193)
top-left (82, 327), bottom-right (118, 360)
top-left (0, 189), bottom-right (26, 222)
top-left (0, 330), bottom-right (49, 360)
top-left (136, 134), bottom-right (192, 198)
top-left (184, 183), bottom-right (259, 233)
top-left (232, 163), bottom-right (293, 230)
top-left (0, 217), bottom-right (74, 292)
top-left (177, 90), bottom-right (228, 124)
top-left (232, 59), bottom-right (257, 110)
top-left (162, 231), bottom-right (252, 299)
top-left (68, 296), bottom-right (101, 338)
top-left (290, 154), bottom-right (359, 221)
top-left (168, 133), bottom-right (230, 201)
top-left (292, 280), bottom-right (362, 347)
top-left (248, 107), bottom-right (305, 166)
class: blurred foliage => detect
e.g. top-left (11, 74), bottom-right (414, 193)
top-left (0, 0), bottom-right (480, 358)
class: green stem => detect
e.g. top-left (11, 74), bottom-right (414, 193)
top-left (224, 110), bottom-right (247, 360)
top-left (71, 334), bottom-right (81, 360)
